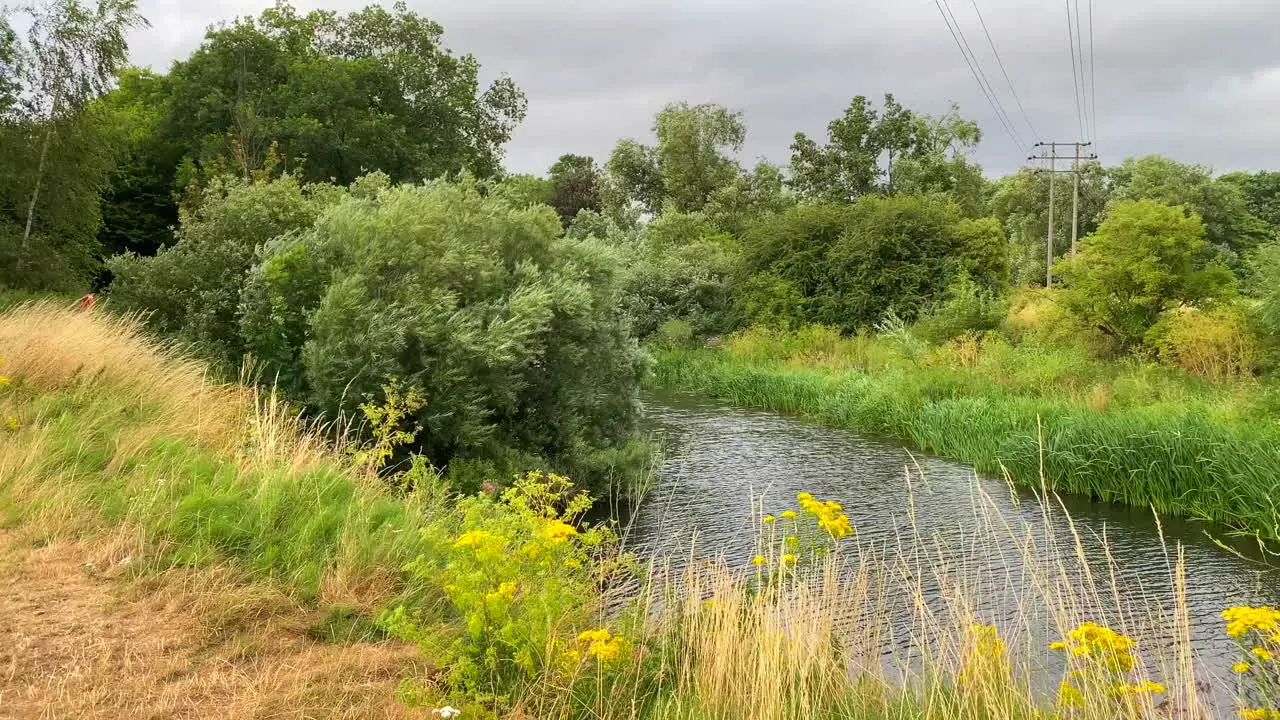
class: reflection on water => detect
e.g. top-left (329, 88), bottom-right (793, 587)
top-left (623, 390), bottom-right (1280, 700)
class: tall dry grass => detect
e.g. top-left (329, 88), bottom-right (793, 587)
top-left (0, 301), bottom-right (435, 610)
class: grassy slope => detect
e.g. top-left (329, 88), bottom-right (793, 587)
top-left (0, 303), bottom-right (444, 618)
top-left (650, 329), bottom-right (1280, 542)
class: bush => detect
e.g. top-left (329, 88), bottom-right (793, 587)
top-left (1057, 199), bottom-right (1236, 354)
top-left (618, 212), bottom-right (738, 338)
top-left (912, 275), bottom-right (1008, 345)
top-left (108, 175), bottom-right (332, 369)
top-left (1246, 243), bottom-right (1280, 369)
top-left (740, 195), bottom-right (981, 333)
top-left (241, 178), bottom-right (649, 494)
top-left (1148, 305), bottom-right (1259, 379)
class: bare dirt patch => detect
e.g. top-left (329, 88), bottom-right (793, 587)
top-left (0, 530), bottom-right (426, 719)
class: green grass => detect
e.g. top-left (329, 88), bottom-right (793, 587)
top-left (651, 329), bottom-right (1280, 543)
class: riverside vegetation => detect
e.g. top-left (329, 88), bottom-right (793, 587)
top-left (6, 0), bottom-right (1280, 717)
top-left (4, 302), bottom-right (1280, 720)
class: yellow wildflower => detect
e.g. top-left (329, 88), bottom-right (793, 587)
top-left (453, 530), bottom-right (504, 550)
top-left (1223, 606), bottom-right (1280, 638)
top-left (1234, 662), bottom-right (1252, 673)
top-left (1241, 710), bottom-right (1280, 720)
top-left (796, 492), bottom-right (813, 502)
top-left (762, 515), bottom-right (776, 524)
top-left (1050, 621), bottom-right (1137, 672)
top-left (3, 416), bottom-right (16, 433)
top-left (781, 553), bottom-right (796, 565)
top-left (485, 581), bottom-right (518, 602)
top-left (780, 510), bottom-right (797, 519)
top-left (540, 519), bottom-right (578, 545)
top-left (1253, 647), bottom-right (1274, 661)
top-left (785, 535), bottom-right (799, 546)
top-left (0, 375), bottom-right (9, 388)
top-left (576, 628), bottom-right (624, 664)
top-left (564, 558), bottom-right (582, 569)
top-left (751, 555), bottom-right (766, 566)
top-left (1113, 680), bottom-right (1166, 695)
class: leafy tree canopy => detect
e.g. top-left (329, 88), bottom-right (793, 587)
top-left (1058, 198), bottom-right (1236, 352)
top-left (605, 102), bottom-right (745, 217)
top-left (1108, 155), bottom-right (1271, 261)
top-left (789, 94), bottom-right (984, 209)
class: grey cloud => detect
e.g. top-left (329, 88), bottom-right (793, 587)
top-left (129, 0), bottom-right (1280, 176)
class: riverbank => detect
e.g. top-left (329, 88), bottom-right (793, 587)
top-left (1, 304), bottom-right (1272, 719)
top-left (649, 327), bottom-right (1280, 543)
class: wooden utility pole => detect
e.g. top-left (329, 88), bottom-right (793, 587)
top-left (1029, 142), bottom-right (1096, 286)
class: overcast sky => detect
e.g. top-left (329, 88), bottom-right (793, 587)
top-left (127, 0), bottom-right (1280, 178)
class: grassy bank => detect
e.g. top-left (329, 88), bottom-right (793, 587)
top-left (2, 304), bottom-right (1275, 719)
top-left (650, 326), bottom-right (1280, 543)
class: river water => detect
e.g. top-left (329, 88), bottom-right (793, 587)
top-left (620, 391), bottom-right (1280, 702)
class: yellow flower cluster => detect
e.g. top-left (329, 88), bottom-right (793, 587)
top-left (540, 519), bottom-right (578, 545)
top-left (796, 492), bottom-right (853, 538)
top-left (1050, 621), bottom-right (1137, 672)
top-left (1240, 709), bottom-right (1280, 720)
top-left (1224, 606), bottom-right (1280, 639)
top-left (485, 581), bottom-right (518, 603)
top-left (575, 628), bottom-right (624, 664)
top-left (453, 529), bottom-right (505, 550)
top-left (1112, 680), bottom-right (1166, 696)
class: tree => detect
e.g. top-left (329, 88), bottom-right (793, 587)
top-left (702, 160), bottom-right (795, 237)
top-left (1108, 156), bottom-right (1271, 263)
top-left (604, 102), bottom-right (745, 216)
top-left (788, 94), bottom-right (983, 207)
top-left (546, 154), bottom-right (602, 225)
top-left (99, 1), bottom-right (527, 258)
top-left (5, 0), bottom-right (145, 280)
top-left (1057, 199), bottom-right (1235, 352)
top-left (618, 211), bottom-right (738, 338)
top-left (821, 194), bottom-right (965, 331)
top-left (107, 175), bottom-right (331, 368)
top-left (738, 194), bottom-right (966, 332)
top-left (1219, 171), bottom-right (1280, 234)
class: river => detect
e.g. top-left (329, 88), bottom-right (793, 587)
top-left (620, 390), bottom-right (1280, 703)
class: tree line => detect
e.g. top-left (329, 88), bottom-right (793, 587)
top-left (6, 0), bottom-right (1280, 491)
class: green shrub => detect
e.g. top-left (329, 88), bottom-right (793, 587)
top-left (108, 175), bottom-right (333, 369)
top-left (1246, 243), bottom-right (1280, 369)
top-left (1057, 199), bottom-right (1236, 354)
top-left (912, 275), bottom-right (1009, 345)
top-left (618, 212), bottom-right (738, 338)
top-left (242, 178), bottom-right (650, 494)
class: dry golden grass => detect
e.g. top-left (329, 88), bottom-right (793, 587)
top-left (0, 528), bottom-right (426, 720)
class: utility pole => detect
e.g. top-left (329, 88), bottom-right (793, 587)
top-left (1029, 142), bottom-right (1097, 287)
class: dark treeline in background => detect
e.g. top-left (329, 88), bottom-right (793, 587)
top-left (6, 0), bottom-right (1280, 494)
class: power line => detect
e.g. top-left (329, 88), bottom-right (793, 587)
top-left (1088, 0), bottom-right (1098, 151)
top-left (930, 0), bottom-right (1026, 152)
top-left (939, 0), bottom-right (1026, 148)
top-left (966, 0), bottom-right (1040, 142)
top-left (1072, 0), bottom-right (1090, 140)
top-left (1064, 0), bottom-right (1085, 140)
